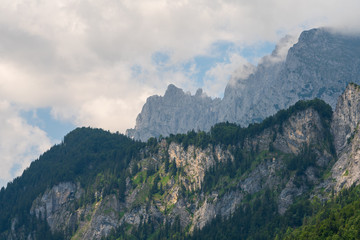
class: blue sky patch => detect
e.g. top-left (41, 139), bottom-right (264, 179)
top-left (152, 51), bottom-right (171, 67)
top-left (21, 108), bottom-right (75, 142)
top-left (10, 163), bottom-right (21, 176)
top-left (182, 41), bottom-right (276, 87)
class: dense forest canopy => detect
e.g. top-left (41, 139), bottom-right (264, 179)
top-left (0, 128), bottom-right (145, 235)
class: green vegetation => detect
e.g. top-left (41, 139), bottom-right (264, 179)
top-left (349, 82), bottom-right (360, 91)
top-left (0, 98), bottom-right (348, 240)
top-left (105, 215), bottom-right (185, 240)
top-left (0, 127), bottom-right (145, 239)
top-left (283, 184), bottom-right (360, 239)
top-left (347, 123), bottom-right (359, 144)
top-left (166, 98), bottom-right (333, 151)
top-left (103, 99), bottom-right (336, 240)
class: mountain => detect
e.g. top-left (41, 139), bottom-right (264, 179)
top-left (126, 85), bottom-right (221, 141)
top-left (127, 28), bottom-right (360, 142)
top-left (4, 83), bottom-right (360, 239)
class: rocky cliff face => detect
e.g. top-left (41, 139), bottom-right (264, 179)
top-left (27, 183), bottom-right (124, 240)
top-left (30, 182), bottom-right (82, 234)
top-left (231, 28), bottom-right (360, 121)
top-left (168, 143), bottom-right (233, 191)
top-left (18, 102), bottom-right (333, 240)
top-left (331, 83), bottom-right (360, 154)
top-left (128, 28), bottom-right (360, 141)
top-left (243, 108), bottom-right (326, 155)
top-left (331, 83), bottom-right (360, 192)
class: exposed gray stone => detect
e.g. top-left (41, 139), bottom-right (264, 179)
top-left (127, 28), bottom-right (360, 142)
top-left (127, 84), bottom-right (221, 141)
top-left (30, 182), bottom-right (82, 234)
top-left (331, 83), bottom-right (360, 154)
top-left (330, 84), bottom-right (360, 192)
top-left (21, 100), bottom-right (335, 239)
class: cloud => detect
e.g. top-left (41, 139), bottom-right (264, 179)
top-left (203, 53), bottom-right (254, 97)
top-left (0, 0), bottom-right (360, 186)
top-left (258, 34), bottom-right (299, 66)
top-left (0, 101), bottom-right (52, 187)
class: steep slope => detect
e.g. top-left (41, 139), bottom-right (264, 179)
top-left (283, 184), bottom-right (360, 239)
top-left (330, 83), bottom-right (360, 192)
top-left (128, 28), bottom-right (360, 141)
top-left (191, 83), bottom-right (360, 240)
top-left (0, 128), bottom-right (145, 240)
top-left (220, 28), bottom-right (360, 125)
top-left (0, 98), bottom-right (336, 240)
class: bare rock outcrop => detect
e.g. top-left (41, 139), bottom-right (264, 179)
top-left (168, 143), bottom-right (233, 190)
top-left (30, 182), bottom-right (82, 234)
top-left (127, 28), bottom-right (360, 142)
top-left (331, 83), bottom-right (360, 154)
top-left (16, 98), bottom-right (336, 239)
top-left (127, 85), bottom-right (221, 141)
top-left (331, 83), bottom-right (360, 191)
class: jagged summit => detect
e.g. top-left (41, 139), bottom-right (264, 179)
top-left (126, 84), bottom-right (220, 141)
top-left (127, 28), bottom-right (360, 141)
top-left (164, 84), bottom-right (184, 98)
top-left (195, 88), bottom-right (204, 97)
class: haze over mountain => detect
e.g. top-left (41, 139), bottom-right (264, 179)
top-left (127, 28), bottom-right (360, 141)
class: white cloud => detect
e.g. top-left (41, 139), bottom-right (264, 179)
top-left (203, 54), bottom-right (254, 97)
top-left (0, 0), bottom-right (360, 187)
top-left (0, 101), bottom-right (52, 187)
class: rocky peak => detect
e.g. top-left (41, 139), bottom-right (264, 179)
top-left (195, 88), bottom-right (204, 97)
top-left (2, 97), bottom-right (340, 240)
top-left (127, 28), bottom-right (360, 142)
top-left (126, 84), bottom-right (220, 141)
top-left (164, 84), bottom-right (185, 98)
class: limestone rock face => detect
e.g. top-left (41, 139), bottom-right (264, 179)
top-left (128, 28), bottom-right (360, 141)
top-left (78, 195), bottom-right (123, 240)
top-left (30, 182), bottom-right (82, 234)
top-left (6, 100), bottom-right (335, 240)
top-left (30, 183), bottom-right (123, 240)
top-left (168, 143), bottom-right (233, 190)
top-left (331, 84), bottom-right (360, 191)
top-left (331, 83), bottom-right (360, 154)
top-left (219, 28), bottom-right (360, 127)
top-left (331, 134), bottom-right (360, 192)
top-left (243, 108), bottom-right (326, 155)
top-left (273, 108), bottom-right (325, 154)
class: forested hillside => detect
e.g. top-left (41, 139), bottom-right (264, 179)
top-left (0, 128), bottom-right (145, 239)
top-left (2, 88), bottom-right (360, 239)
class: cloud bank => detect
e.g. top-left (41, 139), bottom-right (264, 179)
top-left (0, 101), bottom-right (51, 187)
top-left (0, 0), bottom-right (360, 187)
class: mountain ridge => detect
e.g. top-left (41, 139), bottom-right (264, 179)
top-left (0, 89), bottom-right (348, 239)
top-left (2, 29), bottom-right (360, 237)
top-left (127, 28), bottom-right (360, 142)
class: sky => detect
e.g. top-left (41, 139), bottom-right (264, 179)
top-left (1, 0), bottom-right (360, 188)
